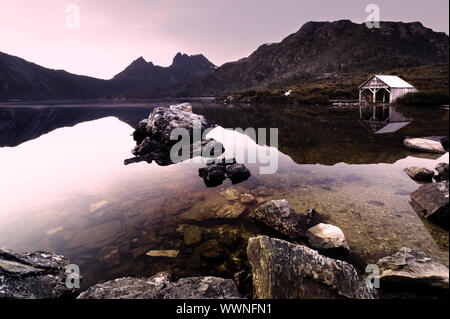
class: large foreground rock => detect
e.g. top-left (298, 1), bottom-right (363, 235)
top-left (410, 181), bottom-right (449, 228)
top-left (247, 236), bottom-right (376, 299)
top-left (249, 200), bottom-right (316, 239)
top-left (403, 137), bottom-right (447, 154)
top-left (306, 223), bottom-right (350, 256)
top-left (0, 249), bottom-right (77, 299)
top-left (404, 166), bottom-right (435, 181)
top-left (377, 247), bottom-right (449, 298)
top-left (77, 272), bottom-right (242, 299)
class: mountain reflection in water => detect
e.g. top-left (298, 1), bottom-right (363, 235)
top-left (0, 102), bottom-right (448, 291)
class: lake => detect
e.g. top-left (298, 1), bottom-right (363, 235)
top-left (0, 102), bottom-right (448, 292)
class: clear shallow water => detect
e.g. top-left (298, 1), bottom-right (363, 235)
top-left (0, 103), bottom-right (448, 291)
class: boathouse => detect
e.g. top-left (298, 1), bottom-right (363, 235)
top-left (359, 75), bottom-right (418, 104)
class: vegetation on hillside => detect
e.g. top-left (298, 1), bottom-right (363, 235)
top-left (217, 63), bottom-right (449, 105)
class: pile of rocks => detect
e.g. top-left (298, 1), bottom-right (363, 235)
top-left (249, 199), bottom-right (350, 257)
top-left (246, 236), bottom-right (449, 299)
top-left (125, 103), bottom-right (224, 166)
top-left (199, 158), bottom-right (251, 187)
top-left (404, 163), bottom-right (449, 182)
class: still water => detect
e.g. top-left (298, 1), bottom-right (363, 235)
top-left (0, 102), bottom-right (448, 291)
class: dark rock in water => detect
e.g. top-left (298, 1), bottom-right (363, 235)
top-left (0, 249), bottom-right (78, 299)
top-left (250, 200), bottom-right (316, 239)
top-left (127, 103), bottom-right (224, 166)
top-left (226, 163), bottom-right (251, 184)
top-left (247, 236), bottom-right (376, 299)
top-left (403, 166), bottom-right (435, 181)
top-left (410, 181), bottom-right (449, 228)
top-left (435, 163), bottom-right (449, 181)
top-left (403, 136), bottom-right (447, 154)
top-left (306, 223), bottom-right (350, 257)
top-left (376, 247), bottom-right (449, 298)
top-left (199, 163), bottom-right (227, 187)
top-left (77, 272), bottom-right (242, 299)
top-left (198, 158), bottom-right (251, 187)
top-left (132, 119), bottom-right (149, 145)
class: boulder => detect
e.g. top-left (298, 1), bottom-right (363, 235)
top-left (376, 247), bottom-right (449, 298)
top-left (403, 137), bottom-right (446, 154)
top-left (145, 106), bottom-right (209, 145)
top-left (249, 200), bottom-right (315, 238)
top-left (410, 181), bottom-right (449, 228)
top-left (306, 223), bottom-right (350, 256)
top-left (0, 249), bottom-right (77, 299)
top-left (77, 272), bottom-right (243, 299)
top-left (435, 163), bottom-right (449, 181)
top-left (247, 236), bottom-right (376, 299)
top-left (127, 104), bottom-right (224, 166)
top-left (403, 166), bottom-right (435, 181)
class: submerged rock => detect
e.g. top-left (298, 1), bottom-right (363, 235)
top-left (376, 247), bottom-right (449, 298)
top-left (249, 200), bottom-right (315, 238)
top-left (435, 163), bottom-right (449, 181)
top-left (247, 236), bottom-right (376, 299)
top-left (214, 203), bottom-right (248, 219)
top-left (146, 250), bottom-right (180, 258)
top-left (403, 137), bottom-right (447, 154)
top-left (183, 225), bottom-right (203, 245)
top-left (78, 272), bottom-right (243, 299)
top-left (0, 249), bottom-right (77, 299)
top-left (410, 181), bottom-right (449, 228)
top-left (306, 223), bottom-right (350, 256)
top-left (403, 166), bottom-right (435, 181)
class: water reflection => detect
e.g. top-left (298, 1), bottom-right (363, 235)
top-left (360, 104), bottom-right (411, 134)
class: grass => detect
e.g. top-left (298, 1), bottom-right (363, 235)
top-left (218, 62), bottom-right (449, 105)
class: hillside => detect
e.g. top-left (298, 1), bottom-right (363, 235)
top-left (0, 51), bottom-right (110, 100)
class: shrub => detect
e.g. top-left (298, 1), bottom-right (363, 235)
top-left (397, 91), bottom-right (449, 107)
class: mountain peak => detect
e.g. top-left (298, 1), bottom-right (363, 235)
top-left (170, 52), bottom-right (215, 70)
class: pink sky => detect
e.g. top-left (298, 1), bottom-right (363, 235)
top-left (1, 0), bottom-right (448, 79)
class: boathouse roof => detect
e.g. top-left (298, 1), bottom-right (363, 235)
top-left (359, 75), bottom-right (415, 89)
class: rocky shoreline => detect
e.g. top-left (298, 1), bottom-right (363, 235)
top-left (2, 198), bottom-right (448, 299)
